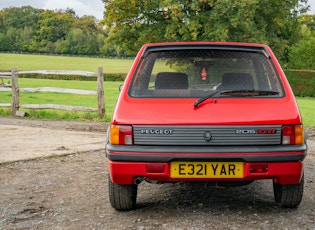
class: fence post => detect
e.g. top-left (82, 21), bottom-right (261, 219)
top-left (11, 68), bottom-right (19, 116)
top-left (97, 67), bottom-right (105, 118)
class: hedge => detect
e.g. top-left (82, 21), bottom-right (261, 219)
top-left (18, 73), bottom-right (127, 81)
top-left (284, 70), bottom-right (315, 97)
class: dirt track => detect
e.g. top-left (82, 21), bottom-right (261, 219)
top-left (0, 118), bottom-right (314, 230)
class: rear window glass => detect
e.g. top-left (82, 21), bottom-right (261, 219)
top-left (129, 48), bottom-right (284, 98)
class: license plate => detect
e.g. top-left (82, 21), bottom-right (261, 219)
top-left (170, 162), bottom-right (244, 178)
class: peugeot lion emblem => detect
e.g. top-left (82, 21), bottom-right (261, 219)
top-left (204, 131), bottom-right (212, 141)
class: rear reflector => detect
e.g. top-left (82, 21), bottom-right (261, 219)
top-left (146, 163), bottom-right (165, 173)
top-left (250, 164), bottom-right (268, 174)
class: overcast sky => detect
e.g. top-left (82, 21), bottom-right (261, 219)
top-left (0, 0), bottom-right (104, 20)
top-left (0, 0), bottom-right (314, 21)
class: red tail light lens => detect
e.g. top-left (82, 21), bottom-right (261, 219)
top-left (282, 125), bottom-right (304, 145)
top-left (109, 125), bottom-right (133, 145)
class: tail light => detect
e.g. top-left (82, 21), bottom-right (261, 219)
top-left (282, 125), bottom-right (304, 145)
top-left (109, 125), bottom-right (133, 145)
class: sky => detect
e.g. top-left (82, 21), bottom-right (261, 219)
top-left (0, 0), bottom-right (314, 21)
top-left (0, 0), bottom-right (105, 20)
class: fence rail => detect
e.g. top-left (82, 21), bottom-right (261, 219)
top-left (0, 67), bottom-right (105, 118)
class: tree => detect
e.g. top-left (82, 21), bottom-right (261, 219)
top-left (102, 0), bottom-right (309, 59)
top-left (289, 35), bottom-right (315, 69)
top-left (0, 6), bottom-right (106, 55)
top-left (0, 6), bottom-right (42, 51)
top-left (75, 15), bottom-right (98, 33)
top-left (5, 27), bottom-right (21, 50)
top-left (34, 10), bottom-right (75, 48)
top-left (298, 14), bottom-right (315, 31)
top-left (0, 32), bottom-right (9, 51)
top-left (288, 14), bottom-right (315, 69)
top-left (2, 6), bottom-right (42, 30)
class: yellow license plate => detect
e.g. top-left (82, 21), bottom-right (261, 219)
top-left (170, 162), bottom-right (244, 178)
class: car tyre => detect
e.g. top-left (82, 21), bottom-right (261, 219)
top-left (273, 174), bottom-right (304, 208)
top-left (108, 175), bottom-right (138, 211)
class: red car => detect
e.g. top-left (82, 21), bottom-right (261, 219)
top-left (106, 42), bottom-right (307, 210)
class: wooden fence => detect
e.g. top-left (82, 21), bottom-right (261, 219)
top-left (0, 67), bottom-right (105, 118)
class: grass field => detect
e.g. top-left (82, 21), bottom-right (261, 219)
top-left (296, 97), bottom-right (315, 127)
top-left (0, 53), bottom-right (133, 73)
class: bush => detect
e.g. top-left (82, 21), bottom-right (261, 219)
top-left (288, 33), bottom-right (315, 70)
top-left (284, 70), bottom-right (315, 97)
top-left (104, 73), bottom-right (126, 81)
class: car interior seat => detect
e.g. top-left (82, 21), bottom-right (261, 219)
top-left (221, 73), bottom-right (254, 90)
top-left (155, 72), bottom-right (188, 89)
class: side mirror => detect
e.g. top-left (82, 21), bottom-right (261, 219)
top-left (119, 84), bottom-right (123, 92)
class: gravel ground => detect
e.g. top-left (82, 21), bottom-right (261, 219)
top-left (0, 118), bottom-right (314, 230)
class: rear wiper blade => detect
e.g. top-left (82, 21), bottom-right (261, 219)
top-left (254, 90), bottom-right (279, 95)
top-left (193, 90), bottom-right (223, 108)
top-left (220, 90), bottom-right (279, 96)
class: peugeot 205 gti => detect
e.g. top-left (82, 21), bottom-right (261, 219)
top-left (105, 42), bottom-right (307, 210)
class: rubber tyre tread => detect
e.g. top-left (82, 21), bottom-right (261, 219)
top-left (108, 175), bottom-right (137, 211)
top-left (273, 175), bottom-right (304, 208)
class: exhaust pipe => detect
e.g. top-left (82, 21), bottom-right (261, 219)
top-left (134, 177), bottom-right (144, 185)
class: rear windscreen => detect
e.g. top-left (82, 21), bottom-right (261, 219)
top-left (129, 48), bottom-right (284, 98)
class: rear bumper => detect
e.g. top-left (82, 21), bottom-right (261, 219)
top-left (106, 144), bottom-right (307, 162)
top-left (108, 160), bottom-right (304, 185)
top-left (106, 144), bottom-right (306, 185)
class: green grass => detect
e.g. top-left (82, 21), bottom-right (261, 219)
top-left (0, 53), bottom-right (133, 73)
top-left (296, 97), bottom-right (315, 127)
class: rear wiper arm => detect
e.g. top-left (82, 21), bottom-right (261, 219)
top-left (194, 90), bottom-right (279, 108)
top-left (193, 90), bottom-right (223, 108)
